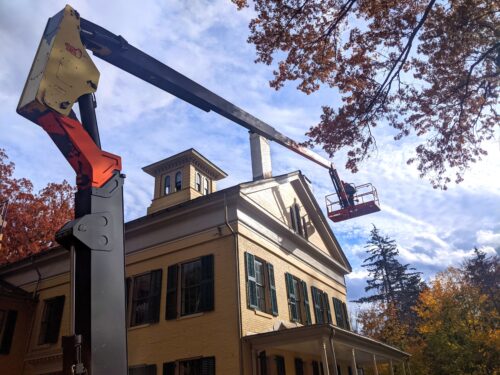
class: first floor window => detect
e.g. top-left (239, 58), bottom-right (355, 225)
top-left (294, 358), bottom-right (304, 375)
top-left (127, 269), bottom-right (162, 327)
top-left (311, 287), bottom-right (332, 324)
top-left (38, 296), bottom-right (65, 345)
top-left (312, 361), bottom-right (324, 375)
top-left (285, 273), bottom-right (312, 325)
top-left (0, 309), bottom-right (17, 354)
top-left (163, 356), bottom-right (215, 375)
top-left (166, 255), bottom-right (214, 319)
top-left (245, 252), bottom-right (278, 315)
top-left (275, 356), bottom-right (286, 375)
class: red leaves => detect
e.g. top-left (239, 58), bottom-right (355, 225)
top-left (234, 0), bottom-right (499, 188)
top-left (0, 149), bottom-right (74, 264)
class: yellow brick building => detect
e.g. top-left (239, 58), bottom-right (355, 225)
top-left (0, 149), bottom-right (409, 375)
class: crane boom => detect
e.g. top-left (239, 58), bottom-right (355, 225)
top-left (79, 18), bottom-right (333, 169)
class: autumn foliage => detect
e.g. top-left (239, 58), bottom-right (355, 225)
top-left (233, 0), bottom-right (499, 188)
top-left (355, 228), bottom-right (499, 374)
top-left (0, 149), bottom-right (74, 264)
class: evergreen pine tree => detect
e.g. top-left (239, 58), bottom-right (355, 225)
top-left (354, 226), bottom-right (424, 326)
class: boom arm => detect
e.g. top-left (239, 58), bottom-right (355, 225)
top-left (78, 17), bottom-right (333, 170)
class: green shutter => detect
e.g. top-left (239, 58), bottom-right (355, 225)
top-left (290, 207), bottom-right (297, 232)
top-left (200, 255), bottom-right (215, 312)
top-left (286, 273), bottom-right (298, 321)
top-left (267, 263), bottom-right (278, 315)
top-left (275, 356), bottom-right (286, 375)
top-left (342, 302), bottom-right (351, 330)
top-left (259, 351), bottom-right (268, 375)
top-left (333, 297), bottom-right (344, 328)
top-left (294, 204), bottom-right (304, 236)
top-left (46, 296), bottom-right (65, 344)
top-left (0, 310), bottom-right (17, 354)
top-left (245, 252), bottom-right (258, 308)
top-left (149, 269), bottom-right (162, 323)
top-left (311, 286), bottom-right (323, 324)
top-left (301, 281), bottom-right (312, 325)
top-left (201, 356), bottom-right (216, 375)
top-left (166, 265), bottom-right (178, 320)
top-left (163, 362), bottom-right (176, 375)
top-left (323, 292), bottom-right (332, 324)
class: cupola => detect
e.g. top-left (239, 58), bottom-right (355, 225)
top-left (142, 149), bottom-right (227, 214)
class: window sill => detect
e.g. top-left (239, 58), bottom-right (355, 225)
top-left (252, 309), bottom-right (273, 319)
top-left (128, 323), bottom-right (152, 331)
top-left (177, 312), bottom-right (204, 320)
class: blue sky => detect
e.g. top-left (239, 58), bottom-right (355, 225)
top-left (1, 0), bottom-right (499, 304)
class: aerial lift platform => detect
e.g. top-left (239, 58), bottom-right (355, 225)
top-left (16, 5), bottom-right (380, 374)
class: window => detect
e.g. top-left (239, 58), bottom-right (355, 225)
top-left (175, 171), bottom-right (182, 191)
top-left (245, 252), bottom-right (278, 315)
top-left (127, 270), bottom-right (162, 327)
top-left (333, 297), bottom-right (351, 330)
top-left (311, 287), bottom-right (332, 324)
top-left (195, 173), bottom-right (202, 192)
top-left (294, 358), bottom-right (304, 375)
top-left (129, 364), bottom-right (157, 375)
top-left (38, 296), bottom-right (65, 345)
top-left (312, 361), bottom-right (324, 375)
top-left (289, 203), bottom-right (307, 238)
top-left (285, 273), bottom-right (312, 325)
top-left (166, 255), bottom-right (214, 319)
top-left (0, 309), bottom-right (17, 354)
top-left (258, 351), bottom-right (268, 375)
top-left (275, 356), bottom-right (286, 375)
top-left (164, 175), bottom-right (171, 195)
top-left (203, 177), bottom-right (209, 195)
top-left (163, 356), bottom-right (215, 375)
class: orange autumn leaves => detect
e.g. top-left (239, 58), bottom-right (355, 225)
top-left (0, 149), bottom-right (74, 264)
top-left (233, 0), bottom-right (499, 188)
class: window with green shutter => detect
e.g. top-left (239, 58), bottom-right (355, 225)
top-left (332, 297), bottom-right (350, 330)
top-left (285, 274), bottom-right (311, 325)
top-left (311, 286), bottom-right (332, 324)
top-left (294, 358), bottom-right (304, 375)
top-left (38, 296), bottom-right (65, 344)
top-left (245, 252), bottom-right (278, 315)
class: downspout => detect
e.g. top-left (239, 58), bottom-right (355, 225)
top-left (224, 193), bottom-right (244, 375)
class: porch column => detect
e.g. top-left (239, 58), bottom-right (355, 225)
top-left (329, 338), bottom-right (339, 375)
top-left (351, 348), bottom-right (357, 375)
top-left (389, 360), bottom-right (394, 375)
top-left (401, 361), bottom-right (407, 375)
top-left (372, 354), bottom-right (379, 375)
top-left (407, 360), bottom-right (413, 375)
top-left (321, 340), bottom-right (331, 375)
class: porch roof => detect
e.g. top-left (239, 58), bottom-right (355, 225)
top-left (242, 324), bottom-right (409, 365)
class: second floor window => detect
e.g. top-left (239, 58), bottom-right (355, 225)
top-left (127, 269), bottom-right (162, 327)
top-left (332, 297), bottom-right (351, 330)
top-left (311, 286), bottom-right (332, 324)
top-left (38, 296), bottom-right (65, 345)
top-left (175, 171), bottom-right (182, 191)
top-left (285, 273), bottom-right (312, 325)
top-left (245, 252), bottom-right (278, 316)
top-left (166, 254), bottom-right (214, 319)
top-left (164, 175), bottom-right (171, 195)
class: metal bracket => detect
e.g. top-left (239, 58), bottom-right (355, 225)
top-left (56, 212), bottom-right (113, 251)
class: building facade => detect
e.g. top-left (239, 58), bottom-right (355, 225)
top-left (0, 149), bottom-right (409, 375)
